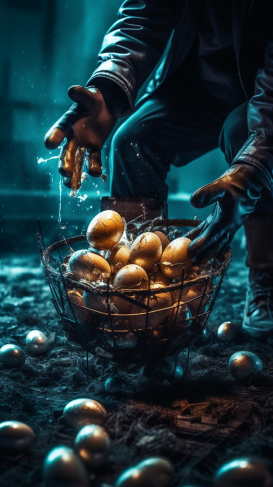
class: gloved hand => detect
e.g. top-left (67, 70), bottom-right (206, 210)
top-left (44, 85), bottom-right (117, 190)
top-left (185, 164), bottom-right (270, 260)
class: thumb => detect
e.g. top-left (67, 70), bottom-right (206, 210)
top-left (190, 179), bottom-right (223, 208)
top-left (68, 85), bottom-right (97, 109)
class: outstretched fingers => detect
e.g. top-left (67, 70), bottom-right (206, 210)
top-left (184, 221), bottom-right (206, 241)
top-left (58, 138), bottom-right (78, 178)
top-left (86, 149), bottom-right (102, 178)
top-left (187, 221), bottom-right (227, 259)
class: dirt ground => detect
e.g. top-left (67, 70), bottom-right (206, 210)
top-left (1, 244), bottom-right (273, 486)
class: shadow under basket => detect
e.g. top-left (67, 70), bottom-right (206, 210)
top-left (38, 218), bottom-right (231, 365)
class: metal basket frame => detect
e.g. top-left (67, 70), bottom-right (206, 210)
top-left (37, 218), bottom-right (231, 365)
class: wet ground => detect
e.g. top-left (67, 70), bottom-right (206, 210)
top-left (1, 245), bottom-right (273, 486)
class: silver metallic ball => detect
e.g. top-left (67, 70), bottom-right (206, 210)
top-left (0, 344), bottom-right (26, 368)
top-left (229, 351), bottom-right (263, 381)
top-left (43, 446), bottom-right (89, 487)
top-left (0, 421), bottom-right (34, 453)
top-left (74, 424), bottom-right (110, 467)
top-left (214, 458), bottom-right (272, 487)
top-left (26, 330), bottom-right (49, 355)
top-left (217, 321), bottom-right (237, 343)
top-left (115, 457), bottom-right (174, 487)
top-left (63, 398), bottom-right (107, 430)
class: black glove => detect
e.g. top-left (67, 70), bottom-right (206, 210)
top-left (44, 85), bottom-right (117, 189)
top-left (185, 164), bottom-right (271, 260)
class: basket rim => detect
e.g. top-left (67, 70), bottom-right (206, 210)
top-left (41, 218), bottom-right (232, 302)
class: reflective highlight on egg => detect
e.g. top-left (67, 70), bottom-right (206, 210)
top-left (0, 344), bottom-right (25, 368)
top-left (115, 456), bottom-right (174, 487)
top-left (217, 321), bottom-right (237, 343)
top-left (26, 330), bottom-right (49, 355)
top-left (74, 424), bottom-right (110, 466)
top-left (68, 249), bottom-right (111, 282)
top-left (214, 458), bottom-right (272, 487)
top-left (43, 446), bottom-right (89, 487)
top-left (0, 421), bottom-right (35, 453)
top-left (229, 351), bottom-right (263, 381)
top-left (63, 398), bottom-right (107, 430)
top-left (160, 237), bottom-right (192, 279)
top-left (130, 232), bottom-right (162, 272)
top-left (87, 210), bottom-right (124, 250)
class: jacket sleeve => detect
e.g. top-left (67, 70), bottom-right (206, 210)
top-left (232, 35), bottom-right (273, 191)
top-left (86, 0), bottom-right (178, 114)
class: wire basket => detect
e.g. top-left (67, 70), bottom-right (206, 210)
top-left (37, 218), bottom-right (231, 365)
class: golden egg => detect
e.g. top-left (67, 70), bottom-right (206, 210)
top-left (111, 265), bottom-right (149, 313)
top-left (113, 265), bottom-right (148, 290)
top-left (86, 210), bottom-right (124, 250)
top-left (107, 244), bottom-right (130, 274)
top-left (112, 264), bottom-right (148, 314)
top-left (43, 446), bottom-right (89, 487)
top-left (0, 421), bottom-right (35, 453)
top-left (26, 330), bottom-right (49, 355)
top-left (116, 457), bottom-right (174, 487)
top-left (130, 292), bottom-right (172, 329)
top-left (63, 398), bottom-right (107, 430)
top-left (66, 290), bottom-right (92, 324)
top-left (68, 250), bottom-right (111, 282)
top-left (160, 237), bottom-right (192, 279)
top-left (153, 231), bottom-right (170, 251)
top-left (181, 281), bottom-right (213, 316)
top-left (74, 424), bottom-right (111, 467)
top-left (0, 344), bottom-right (25, 368)
top-left (130, 232), bottom-right (162, 272)
top-left (150, 264), bottom-right (171, 287)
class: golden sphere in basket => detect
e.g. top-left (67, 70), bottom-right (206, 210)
top-left (66, 289), bottom-right (92, 324)
top-left (113, 264), bottom-right (149, 290)
top-left (112, 264), bottom-right (148, 314)
top-left (181, 281), bottom-right (213, 317)
top-left (130, 232), bottom-right (162, 272)
top-left (153, 231), bottom-right (170, 251)
top-left (160, 237), bottom-right (192, 279)
top-left (68, 250), bottom-right (111, 282)
top-left (107, 243), bottom-right (130, 274)
top-left (150, 264), bottom-right (171, 287)
top-left (168, 301), bottom-right (192, 333)
top-left (86, 210), bottom-right (124, 250)
top-left (130, 292), bottom-right (172, 330)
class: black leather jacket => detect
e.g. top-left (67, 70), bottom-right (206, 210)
top-left (87, 0), bottom-right (273, 189)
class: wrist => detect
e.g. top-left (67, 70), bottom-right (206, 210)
top-left (86, 78), bottom-right (130, 120)
top-left (230, 161), bottom-right (272, 194)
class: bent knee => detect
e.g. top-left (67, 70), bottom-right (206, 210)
top-left (219, 102), bottom-right (248, 164)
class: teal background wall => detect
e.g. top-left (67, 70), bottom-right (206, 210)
top-left (0, 0), bottom-right (229, 256)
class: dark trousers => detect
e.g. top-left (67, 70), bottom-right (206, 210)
top-left (109, 73), bottom-right (273, 270)
top-left (110, 73), bottom-right (273, 215)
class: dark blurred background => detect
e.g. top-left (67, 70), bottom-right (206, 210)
top-left (0, 0), bottom-right (233, 258)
